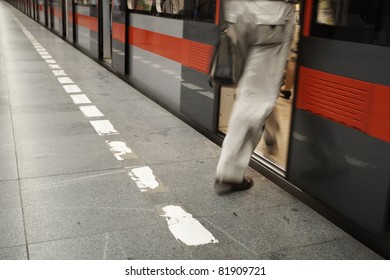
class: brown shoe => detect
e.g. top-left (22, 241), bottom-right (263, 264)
top-left (214, 176), bottom-right (254, 195)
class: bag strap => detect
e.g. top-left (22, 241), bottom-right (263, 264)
top-left (219, 0), bottom-right (226, 27)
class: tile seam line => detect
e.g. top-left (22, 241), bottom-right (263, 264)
top-left (6, 12), bottom-right (32, 260)
top-left (16, 167), bottom-right (137, 182)
top-left (24, 225), bottom-right (160, 251)
top-left (257, 236), bottom-right (351, 258)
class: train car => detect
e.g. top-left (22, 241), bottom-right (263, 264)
top-left (7, 0), bottom-right (390, 258)
top-left (289, 0), bottom-right (390, 258)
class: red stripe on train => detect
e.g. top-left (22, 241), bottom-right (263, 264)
top-left (296, 67), bottom-right (390, 142)
top-left (128, 26), bottom-right (213, 74)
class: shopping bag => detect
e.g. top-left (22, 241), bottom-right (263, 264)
top-left (209, 25), bottom-right (244, 87)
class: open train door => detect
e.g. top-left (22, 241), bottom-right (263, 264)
top-left (99, 0), bottom-right (113, 65)
top-left (288, 0), bottom-right (390, 258)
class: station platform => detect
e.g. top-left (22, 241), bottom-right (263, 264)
top-left (0, 1), bottom-right (383, 260)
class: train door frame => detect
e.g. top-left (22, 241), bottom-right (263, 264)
top-left (44, 0), bottom-right (48, 26)
top-left (72, 0), bottom-right (77, 43)
top-left (35, 0), bottom-right (40, 22)
top-left (99, 0), bottom-right (113, 65)
top-left (62, 0), bottom-right (67, 37)
top-left (287, 0), bottom-right (390, 258)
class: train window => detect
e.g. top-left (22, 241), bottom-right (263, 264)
top-left (312, 0), bottom-right (390, 46)
top-left (127, 0), bottom-right (216, 23)
top-left (75, 0), bottom-right (97, 6)
top-left (127, 0), bottom-right (153, 11)
top-left (161, 0), bottom-right (184, 14)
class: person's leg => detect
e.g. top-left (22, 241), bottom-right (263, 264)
top-left (263, 107), bottom-right (280, 154)
top-left (280, 60), bottom-right (296, 99)
top-left (216, 31), bottom-right (293, 183)
top-left (215, 4), bottom-right (295, 185)
top-left (216, 6), bottom-right (294, 183)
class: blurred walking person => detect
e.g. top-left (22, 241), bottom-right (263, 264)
top-left (214, 0), bottom-right (297, 194)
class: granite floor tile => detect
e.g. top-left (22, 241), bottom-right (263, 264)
top-left (113, 226), bottom-right (192, 260)
top-left (20, 169), bottom-right (160, 243)
top-left (23, 204), bottom-right (160, 244)
top-left (201, 203), bottom-right (348, 255)
top-left (20, 169), bottom-right (149, 209)
top-left (16, 134), bottom-right (139, 178)
top-left (0, 208), bottom-right (25, 249)
top-left (29, 233), bottom-right (128, 260)
top-left (0, 142), bottom-right (18, 181)
top-left (258, 237), bottom-right (383, 260)
top-left (115, 114), bottom-right (188, 133)
top-left (131, 139), bottom-right (216, 165)
top-left (0, 180), bottom-right (21, 210)
top-left (0, 246), bottom-right (28, 260)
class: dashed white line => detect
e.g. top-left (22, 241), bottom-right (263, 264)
top-left (13, 15), bottom-right (219, 248)
top-left (63, 84), bottom-right (82, 93)
top-left (127, 166), bottom-right (160, 192)
top-left (52, 70), bottom-right (67, 76)
top-left (79, 105), bottom-right (104, 118)
top-left (48, 64), bottom-right (61, 69)
top-left (158, 205), bottom-right (219, 246)
top-left (57, 77), bottom-right (74, 84)
top-left (70, 94), bottom-right (92, 104)
top-left (106, 141), bottom-right (137, 160)
top-left (90, 120), bottom-right (119, 135)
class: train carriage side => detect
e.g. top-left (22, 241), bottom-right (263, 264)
top-left (124, 0), bottom-right (218, 131)
top-left (289, 0), bottom-right (390, 257)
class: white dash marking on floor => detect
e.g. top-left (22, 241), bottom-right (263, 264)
top-left (79, 105), bottom-right (104, 118)
top-left (58, 77), bottom-right (74, 84)
top-left (160, 205), bottom-right (219, 246)
top-left (106, 141), bottom-right (134, 160)
top-left (48, 64), bottom-right (60, 69)
top-left (70, 94), bottom-right (91, 104)
top-left (127, 166), bottom-right (159, 192)
top-left (63, 84), bottom-right (81, 93)
top-left (38, 51), bottom-right (49, 55)
top-left (90, 120), bottom-right (119, 135)
top-left (45, 59), bottom-right (56, 64)
top-left (42, 55), bottom-right (53, 59)
top-left (52, 70), bottom-right (67, 76)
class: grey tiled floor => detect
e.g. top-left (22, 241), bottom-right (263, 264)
top-left (0, 1), bottom-right (383, 260)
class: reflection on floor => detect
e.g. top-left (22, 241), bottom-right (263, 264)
top-left (218, 86), bottom-right (293, 170)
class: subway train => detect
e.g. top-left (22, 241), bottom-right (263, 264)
top-left (7, 0), bottom-right (390, 258)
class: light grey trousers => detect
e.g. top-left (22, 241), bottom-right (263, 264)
top-left (216, 3), bottom-right (295, 182)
